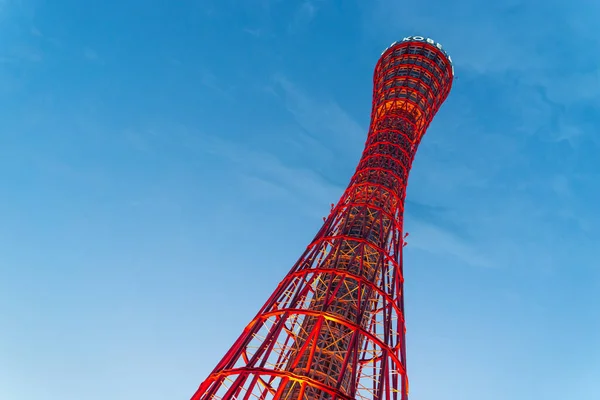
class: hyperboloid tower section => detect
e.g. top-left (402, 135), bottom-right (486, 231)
top-left (191, 36), bottom-right (454, 400)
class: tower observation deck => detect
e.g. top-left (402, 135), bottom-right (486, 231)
top-left (190, 36), bottom-right (454, 400)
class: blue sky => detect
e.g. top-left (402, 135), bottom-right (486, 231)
top-left (1, 0), bottom-right (599, 399)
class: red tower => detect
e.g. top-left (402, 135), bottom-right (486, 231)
top-left (191, 36), bottom-right (454, 400)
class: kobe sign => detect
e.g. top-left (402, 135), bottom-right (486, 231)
top-left (382, 36), bottom-right (453, 66)
top-left (402, 36), bottom-right (453, 65)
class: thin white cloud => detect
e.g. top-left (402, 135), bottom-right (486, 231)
top-left (12, 45), bottom-right (42, 62)
top-left (31, 26), bottom-right (43, 37)
top-left (271, 74), bottom-right (366, 152)
top-left (243, 27), bottom-right (262, 37)
top-left (179, 128), bottom-right (343, 217)
top-left (83, 47), bottom-right (99, 61)
top-left (288, 1), bottom-right (317, 32)
top-left (199, 68), bottom-right (233, 100)
top-left (406, 218), bottom-right (493, 268)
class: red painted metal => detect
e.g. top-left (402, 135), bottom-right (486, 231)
top-left (191, 37), bottom-right (454, 400)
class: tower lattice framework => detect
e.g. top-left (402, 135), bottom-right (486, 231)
top-left (191, 36), bottom-right (454, 400)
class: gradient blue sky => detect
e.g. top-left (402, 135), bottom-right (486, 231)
top-left (1, 1), bottom-right (600, 399)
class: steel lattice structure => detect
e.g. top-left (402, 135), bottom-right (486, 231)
top-left (191, 36), bottom-right (454, 400)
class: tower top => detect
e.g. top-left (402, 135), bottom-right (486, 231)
top-left (381, 35), bottom-right (454, 76)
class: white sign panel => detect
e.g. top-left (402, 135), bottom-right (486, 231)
top-left (381, 35), bottom-right (454, 76)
